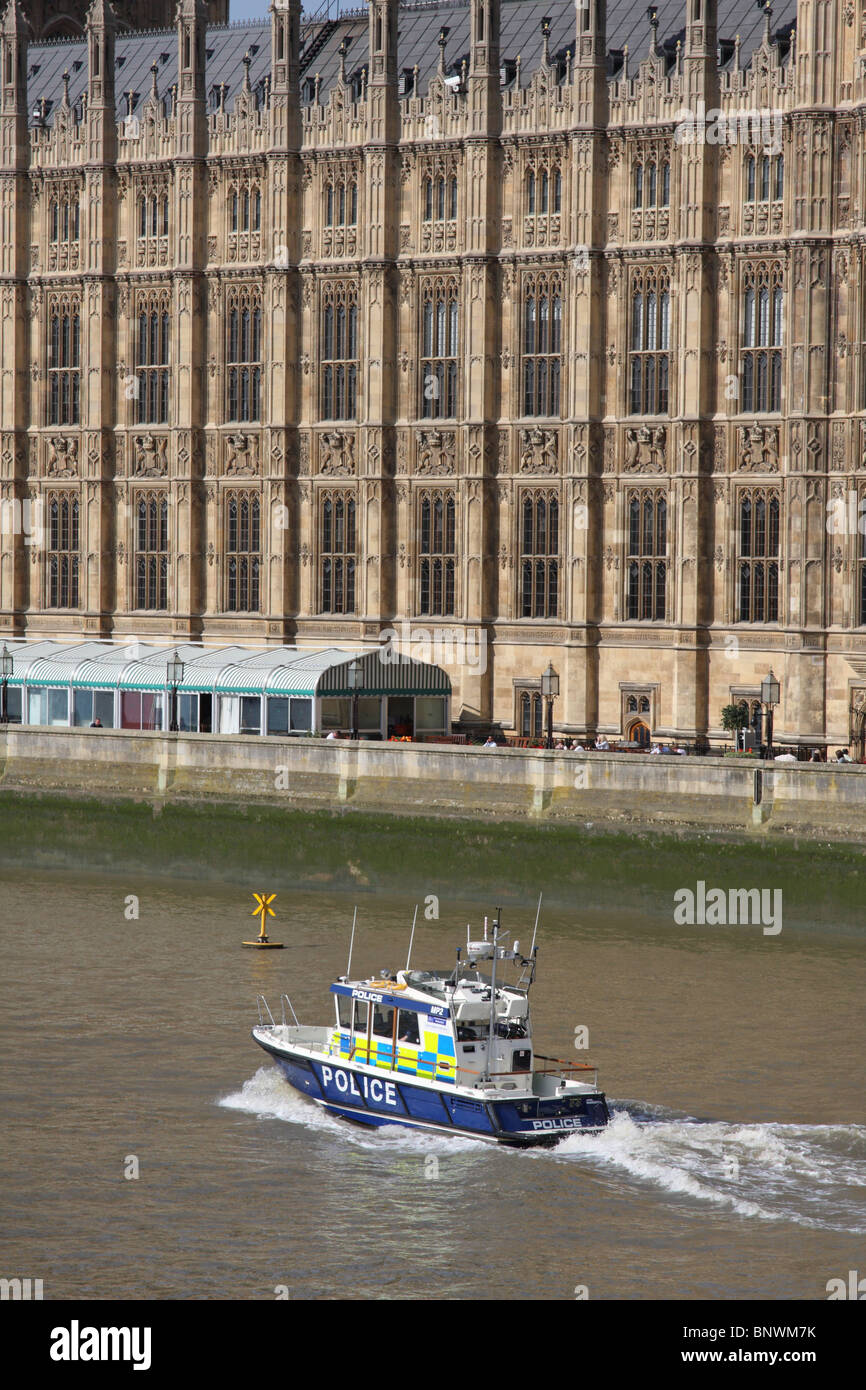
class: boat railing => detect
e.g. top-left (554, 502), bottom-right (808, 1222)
top-left (280, 993), bottom-right (300, 1028)
top-left (454, 1055), bottom-right (599, 1085)
top-left (256, 995), bottom-right (276, 1027)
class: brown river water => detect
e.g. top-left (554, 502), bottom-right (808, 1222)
top-left (0, 869), bottom-right (863, 1301)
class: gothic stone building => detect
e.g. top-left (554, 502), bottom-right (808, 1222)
top-left (1, 0), bottom-right (865, 749)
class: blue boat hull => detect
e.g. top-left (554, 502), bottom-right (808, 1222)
top-left (254, 1035), bottom-right (610, 1146)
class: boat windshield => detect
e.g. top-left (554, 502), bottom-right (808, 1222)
top-left (404, 970), bottom-right (452, 1000)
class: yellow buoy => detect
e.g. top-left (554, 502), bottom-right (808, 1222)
top-left (242, 892), bottom-right (284, 949)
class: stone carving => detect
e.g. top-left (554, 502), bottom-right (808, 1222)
top-left (416, 430), bottom-right (455, 476)
top-left (298, 433), bottom-right (310, 476)
top-left (45, 437), bottom-right (79, 477)
top-left (738, 422), bottom-right (779, 473)
top-left (225, 433), bottom-right (258, 477)
top-left (519, 428), bottom-right (557, 476)
top-left (319, 431), bottom-right (356, 477)
top-left (624, 426), bottom-right (666, 474)
top-left (133, 434), bottom-right (168, 477)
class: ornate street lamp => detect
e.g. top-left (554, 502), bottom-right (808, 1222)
top-left (347, 657), bottom-right (363, 740)
top-left (0, 644), bottom-right (12, 725)
top-left (760, 668), bottom-right (780, 760)
top-left (167, 649), bottom-right (184, 733)
top-left (540, 662), bottom-right (560, 750)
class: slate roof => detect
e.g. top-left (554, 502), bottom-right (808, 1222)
top-left (25, 0), bottom-right (799, 121)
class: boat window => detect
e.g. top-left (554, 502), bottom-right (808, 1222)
top-left (336, 995), bottom-right (352, 1029)
top-left (372, 1003), bottom-right (394, 1038)
top-left (352, 999), bottom-right (368, 1034)
top-left (397, 1009), bottom-right (419, 1045)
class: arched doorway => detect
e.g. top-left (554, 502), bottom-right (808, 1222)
top-left (627, 719), bottom-right (650, 748)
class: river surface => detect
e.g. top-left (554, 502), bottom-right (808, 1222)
top-left (1, 868), bottom-right (863, 1301)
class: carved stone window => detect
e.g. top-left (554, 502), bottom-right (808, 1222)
top-left (227, 175), bottom-right (262, 263)
top-left (634, 158), bottom-right (670, 210)
top-left (520, 490), bottom-right (559, 618)
top-left (48, 293), bottom-right (81, 427)
top-left (522, 271), bottom-right (562, 418)
top-left (326, 176), bottom-right (357, 228)
top-left (737, 489), bottom-right (780, 623)
top-left (629, 269), bottom-right (670, 415)
top-left (517, 687), bottom-right (544, 739)
top-left (226, 286), bottom-right (262, 423)
top-left (417, 490), bottom-right (456, 616)
top-left (135, 182), bottom-right (169, 268)
top-left (135, 491), bottom-right (168, 611)
top-left (135, 291), bottom-right (170, 425)
top-left (321, 282), bottom-right (359, 421)
top-left (320, 491), bottom-right (356, 614)
top-left (741, 264), bottom-right (783, 413)
top-left (46, 493), bottom-right (79, 610)
top-left (630, 143), bottom-right (671, 240)
top-left (420, 277), bottom-right (459, 420)
top-left (626, 488), bottom-right (667, 621)
top-left (48, 184), bottom-right (80, 271)
top-left (225, 491), bottom-right (261, 613)
top-left (523, 152), bottom-right (562, 248)
top-left (743, 152), bottom-right (783, 234)
top-left (419, 155), bottom-right (459, 253)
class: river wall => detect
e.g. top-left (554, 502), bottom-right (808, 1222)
top-left (0, 726), bottom-right (864, 843)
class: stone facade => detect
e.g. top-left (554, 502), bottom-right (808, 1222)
top-left (21, 0), bottom-right (227, 41)
top-left (2, 0), bottom-right (866, 749)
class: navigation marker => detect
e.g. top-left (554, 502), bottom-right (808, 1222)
top-left (243, 892), bottom-right (284, 949)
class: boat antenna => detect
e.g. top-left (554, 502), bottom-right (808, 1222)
top-left (483, 907), bottom-right (501, 1082)
top-left (346, 905), bottom-right (358, 979)
top-left (529, 892), bottom-right (542, 960)
top-left (405, 903), bottom-right (419, 972)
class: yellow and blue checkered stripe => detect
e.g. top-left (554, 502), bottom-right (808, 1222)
top-left (330, 1028), bottom-right (456, 1084)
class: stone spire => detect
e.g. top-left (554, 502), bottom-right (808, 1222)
top-left (85, 0), bottom-right (116, 160)
top-left (0, 0), bottom-right (29, 172)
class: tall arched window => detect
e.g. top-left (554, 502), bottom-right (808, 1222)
top-left (520, 492), bottom-right (559, 619)
top-left (418, 491), bottom-right (456, 616)
top-left (135, 492), bottom-right (168, 610)
top-left (629, 270), bottom-right (670, 415)
top-left (738, 489), bottom-right (780, 622)
top-left (225, 493), bottom-right (261, 612)
top-left (741, 264), bottom-right (783, 413)
top-left (321, 282), bottom-right (359, 420)
top-left (46, 493), bottom-right (79, 609)
top-left (48, 296), bottom-right (81, 426)
top-left (421, 278), bottom-right (459, 419)
top-left (320, 493), bottom-right (356, 614)
top-left (227, 287), bottom-right (263, 422)
top-left (522, 272), bottom-right (563, 417)
top-left (135, 294), bottom-right (170, 424)
top-left (626, 490), bottom-right (667, 621)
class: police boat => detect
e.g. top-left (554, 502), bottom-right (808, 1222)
top-left (251, 908), bottom-right (611, 1146)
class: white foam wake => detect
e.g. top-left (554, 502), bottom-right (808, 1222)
top-left (219, 1065), bottom-right (484, 1154)
top-left (220, 1071), bottom-right (866, 1231)
top-left (547, 1105), bottom-right (866, 1233)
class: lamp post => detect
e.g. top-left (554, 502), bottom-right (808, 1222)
top-left (540, 662), bottom-right (560, 751)
top-left (760, 668), bottom-right (780, 760)
top-left (0, 644), bottom-right (12, 725)
top-left (167, 649), bottom-right (184, 733)
top-left (347, 657), bottom-right (362, 741)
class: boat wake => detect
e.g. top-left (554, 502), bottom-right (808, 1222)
top-left (221, 1071), bottom-right (866, 1232)
top-left (548, 1102), bottom-right (866, 1234)
top-left (219, 1066), bottom-right (482, 1153)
